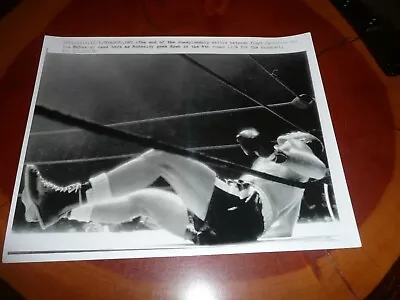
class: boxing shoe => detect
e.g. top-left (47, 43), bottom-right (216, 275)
top-left (23, 165), bottom-right (84, 229)
top-left (21, 188), bottom-right (39, 223)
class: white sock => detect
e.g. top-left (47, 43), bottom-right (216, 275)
top-left (68, 205), bottom-right (93, 222)
top-left (86, 173), bottom-right (113, 204)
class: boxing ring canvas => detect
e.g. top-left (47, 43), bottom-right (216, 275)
top-left (2, 34), bottom-right (361, 263)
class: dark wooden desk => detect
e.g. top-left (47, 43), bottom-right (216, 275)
top-left (0, 1), bottom-right (399, 298)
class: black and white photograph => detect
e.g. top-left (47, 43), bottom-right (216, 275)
top-left (3, 35), bottom-right (361, 263)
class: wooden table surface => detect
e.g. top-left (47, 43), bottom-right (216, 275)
top-left (0, 1), bottom-right (399, 299)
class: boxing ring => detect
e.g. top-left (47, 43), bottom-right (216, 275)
top-left (13, 51), bottom-right (338, 239)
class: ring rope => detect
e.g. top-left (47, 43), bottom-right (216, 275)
top-left (35, 104), bottom-right (309, 189)
top-left (180, 54), bottom-right (305, 132)
top-left (248, 55), bottom-right (301, 99)
top-left (25, 144), bottom-right (241, 165)
top-left (31, 100), bottom-right (298, 137)
top-left (30, 106), bottom-right (263, 137)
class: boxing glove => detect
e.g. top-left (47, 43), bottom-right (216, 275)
top-left (236, 128), bottom-right (263, 157)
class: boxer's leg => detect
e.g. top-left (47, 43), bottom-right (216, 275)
top-left (102, 149), bottom-right (216, 220)
top-left (23, 150), bottom-right (216, 228)
top-left (69, 188), bottom-right (190, 238)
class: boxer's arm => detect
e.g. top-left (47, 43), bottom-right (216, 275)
top-left (283, 150), bottom-right (327, 179)
top-left (275, 140), bottom-right (327, 179)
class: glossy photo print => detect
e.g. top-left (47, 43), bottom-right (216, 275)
top-left (3, 34), bottom-right (361, 263)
